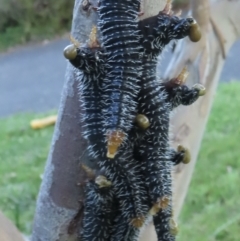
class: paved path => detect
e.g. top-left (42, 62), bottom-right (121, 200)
top-left (0, 38), bottom-right (240, 117)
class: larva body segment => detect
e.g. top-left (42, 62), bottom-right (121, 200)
top-left (64, 45), bottom-right (107, 159)
top-left (65, 46), bottom-right (149, 222)
top-left (80, 176), bottom-right (116, 241)
top-left (159, 80), bottom-right (205, 111)
top-left (136, 11), bottom-right (201, 241)
top-left (138, 13), bottom-right (196, 60)
top-left (153, 206), bottom-right (176, 241)
top-left (138, 78), bottom-right (171, 204)
top-left (110, 212), bottom-right (140, 241)
top-left (97, 144), bottom-right (149, 223)
top-left (98, 0), bottom-right (143, 157)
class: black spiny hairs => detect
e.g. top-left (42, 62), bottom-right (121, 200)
top-left (160, 67), bottom-right (206, 112)
top-left (64, 27), bottom-right (148, 232)
top-left (96, 141), bottom-right (150, 230)
top-left (136, 1), bottom-right (198, 207)
top-left (63, 1), bottom-right (206, 241)
top-left (64, 28), bottom-right (108, 159)
top-left (80, 165), bottom-right (116, 241)
top-left (97, 0), bottom-right (143, 159)
top-left (134, 2), bottom-right (203, 241)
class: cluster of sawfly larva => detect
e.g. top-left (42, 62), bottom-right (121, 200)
top-left (63, 0), bottom-right (205, 240)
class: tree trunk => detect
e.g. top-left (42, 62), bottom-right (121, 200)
top-left (31, 0), bottom-right (240, 240)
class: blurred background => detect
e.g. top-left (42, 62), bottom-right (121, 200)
top-left (0, 0), bottom-right (239, 240)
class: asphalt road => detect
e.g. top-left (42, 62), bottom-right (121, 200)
top-left (0, 38), bottom-right (240, 117)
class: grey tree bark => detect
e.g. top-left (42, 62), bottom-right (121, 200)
top-left (31, 0), bottom-right (240, 240)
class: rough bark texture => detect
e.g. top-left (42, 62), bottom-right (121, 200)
top-left (31, 0), bottom-right (240, 240)
top-left (31, 1), bottom-right (100, 240)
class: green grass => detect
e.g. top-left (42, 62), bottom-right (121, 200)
top-left (0, 1), bottom-right (73, 51)
top-left (0, 83), bottom-right (239, 238)
top-left (0, 25), bottom-right (68, 52)
top-left (0, 112), bottom-right (55, 233)
top-left (179, 82), bottom-right (240, 241)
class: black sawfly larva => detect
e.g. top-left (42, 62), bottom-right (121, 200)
top-left (80, 174), bottom-right (116, 241)
top-left (97, 0), bottom-right (143, 159)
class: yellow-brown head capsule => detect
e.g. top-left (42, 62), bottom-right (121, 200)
top-left (188, 18), bottom-right (202, 42)
top-left (135, 114), bottom-right (150, 129)
top-left (106, 130), bottom-right (125, 159)
top-left (170, 218), bottom-right (179, 236)
top-left (63, 44), bottom-right (77, 60)
top-left (193, 84), bottom-right (206, 96)
top-left (149, 203), bottom-right (161, 216)
top-left (95, 175), bottom-right (112, 188)
top-left (177, 145), bottom-right (191, 164)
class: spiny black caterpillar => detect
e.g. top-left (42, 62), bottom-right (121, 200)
top-left (136, 7), bottom-right (199, 205)
top-left (64, 2), bottom-right (204, 241)
top-left (64, 34), bottom-right (148, 228)
top-left (97, 0), bottom-right (143, 159)
top-left (97, 149), bottom-right (149, 225)
top-left (80, 171), bottom-right (116, 241)
top-left (134, 2), bottom-right (203, 240)
top-left (64, 28), bottom-right (108, 160)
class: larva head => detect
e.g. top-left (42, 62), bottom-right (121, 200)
top-left (188, 18), bottom-right (202, 42)
top-left (156, 15), bottom-right (199, 46)
top-left (192, 84), bottom-right (206, 96)
top-left (95, 175), bottom-right (112, 188)
top-left (130, 216), bottom-right (145, 228)
top-left (106, 130), bottom-right (125, 159)
top-left (135, 114), bottom-right (150, 129)
top-left (63, 44), bottom-right (77, 60)
top-left (64, 35), bottom-right (81, 59)
top-left (170, 218), bottom-right (179, 236)
top-left (177, 145), bottom-right (191, 164)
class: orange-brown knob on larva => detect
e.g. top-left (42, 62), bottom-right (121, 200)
top-left (107, 131), bottom-right (125, 159)
top-left (135, 114), bottom-right (150, 129)
top-left (130, 216), bottom-right (145, 228)
top-left (95, 175), bottom-right (112, 188)
top-left (177, 145), bottom-right (191, 164)
top-left (188, 18), bottom-right (202, 42)
top-left (175, 67), bottom-right (189, 85)
top-left (149, 202), bottom-right (161, 216)
top-left (159, 196), bottom-right (170, 209)
top-left (170, 218), bottom-right (179, 236)
top-left (63, 44), bottom-right (77, 60)
top-left (193, 83), bottom-right (206, 96)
